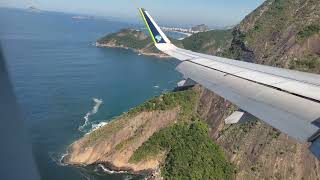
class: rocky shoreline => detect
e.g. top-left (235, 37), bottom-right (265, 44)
top-left (62, 142), bottom-right (161, 179)
top-left (62, 107), bottom-right (181, 178)
top-left (95, 42), bottom-right (171, 59)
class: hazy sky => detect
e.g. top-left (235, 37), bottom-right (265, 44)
top-left (0, 0), bottom-right (265, 27)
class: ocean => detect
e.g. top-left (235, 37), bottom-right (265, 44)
top-left (0, 8), bottom-right (183, 180)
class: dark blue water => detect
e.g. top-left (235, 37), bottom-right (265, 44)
top-left (0, 8), bottom-right (182, 180)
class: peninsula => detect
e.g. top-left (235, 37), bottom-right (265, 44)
top-left (96, 28), bottom-right (233, 58)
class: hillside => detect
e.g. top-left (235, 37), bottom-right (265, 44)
top-left (64, 87), bottom-right (234, 179)
top-left (96, 29), bottom-right (184, 58)
top-left (211, 0), bottom-right (320, 179)
top-left (191, 24), bottom-right (209, 32)
top-left (96, 28), bottom-right (232, 57)
top-left (181, 29), bottom-right (233, 55)
top-left (96, 29), bottom-right (165, 57)
top-left (64, 85), bottom-right (320, 180)
top-left (227, 0), bottom-right (320, 72)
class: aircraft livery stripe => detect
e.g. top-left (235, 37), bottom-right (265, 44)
top-left (140, 9), bottom-right (166, 44)
top-left (139, 8), bottom-right (157, 44)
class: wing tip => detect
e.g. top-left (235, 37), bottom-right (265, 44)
top-left (138, 7), bottom-right (170, 44)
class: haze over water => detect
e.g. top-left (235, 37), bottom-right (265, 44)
top-left (0, 8), bottom-right (182, 180)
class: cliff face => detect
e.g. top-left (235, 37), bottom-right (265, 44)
top-left (201, 0), bottom-right (320, 179)
top-left (64, 88), bottom-right (235, 179)
top-left (65, 109), bottom-right (179, 173)
top-left (228, 0), bottom-right (320, 72)
top-left (197, 87), bottom-right (320, 180)
top-left (64, 86), bottom-right (320, 180)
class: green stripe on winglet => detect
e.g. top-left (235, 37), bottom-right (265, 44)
top-left (139, 8), bottom-right (157, 44)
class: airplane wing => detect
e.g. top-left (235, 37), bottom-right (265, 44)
top-left (138, 8), bottom-right (320, 159)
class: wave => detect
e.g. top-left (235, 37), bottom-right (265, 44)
top-left (79, 98), bottom-right (103, 132)
top-left (85, 121), bottom-right (108, 135)
top-left (161, 88), bottom-right (169, 93)
top-left (49, 152), bottom-right (68, 167)
top-left (97, 164), bottom-right (128, 174)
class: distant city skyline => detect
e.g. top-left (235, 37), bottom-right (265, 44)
top-left (0, 0), bottom-right (265, 27)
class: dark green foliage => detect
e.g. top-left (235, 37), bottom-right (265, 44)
top-left (98, 28), bottom-right (233, 57)
top-left (269, 128), bottom-right (281, 139)
top-left (297, 24), bottom-right (320, 41)
top-left (126, 89), bottom-right (198, 120)
top-left (86, 90), bottom-right (198, 148)
top-left (239, 120), bottom-right (258, 133)
top-left (182, 29), bottom-right (233, 54)
top-left (97, 29), bottom-right (151, 49)
top-left (130, 122), bottom-right (234, 180)
top-left (289, 54), bottom-right (320, 73)
top-left (245, 0), bottom-right (290, 47)
top-left (84, 117), bottom-right (127, 147)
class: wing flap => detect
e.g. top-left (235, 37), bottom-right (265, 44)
top-left (177, 61), bottom-right (320, 142)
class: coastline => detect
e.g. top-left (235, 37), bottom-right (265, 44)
top-left (61, 107), bottom-right (181, 178)
top-left (95, 42), bottom-right (171, 59)
top-left (61, 137), bottom-right (164, 179)
top-left (61, 154), bottom-right (157, 177)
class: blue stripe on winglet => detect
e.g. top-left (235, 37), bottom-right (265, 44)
top-left (141, 9), bottom-right (166, 44)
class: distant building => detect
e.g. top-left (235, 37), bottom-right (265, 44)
top-left (161, 24), bottom-right (209, 35)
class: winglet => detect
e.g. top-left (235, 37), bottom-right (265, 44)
top-left (139, 8), bottom-right (171, 45)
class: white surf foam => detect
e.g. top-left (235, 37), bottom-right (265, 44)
top-left (49, 152), bottom-right (68, 167)
top-left (161, 89), bottom-right (169, 93)
top-left (85, 122), bottom-right (109, 135)
top-left (98, 164), bottom-right (127, 174)
top-left (79, 98), bottom-right (103, 132)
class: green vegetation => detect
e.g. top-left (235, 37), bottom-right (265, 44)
top-left (86, 89), bottom-right (198, 148)
top-left (98, 28), bottom-right (232, 56)
top-left (84, 117), bottom-right (128, 147)
top-left (84, 89), bottom-right (235, 179)
top-left (269, 128), bottom-right (281, 139)
top-left (239, 120), bottom-right (258, 133)
top-left (297, 24), bottom-right (320, 41)
top-left (87, 88), bottom-right (234, 179)
top-left (130, 121), bottom-right (234, 180)
top-left (244, 0), bottom-right (291, 47)
top-left (126, 89), bottom-right (199, 121)
top-left (98, 29), bottom-right (151, 49)
top-left (289, 54), bottom-right (320, 73)
top-left (182, 29), bottom-right (233, 54)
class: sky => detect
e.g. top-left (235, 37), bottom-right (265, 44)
top-left (0, 0), bottom-right (266, 27)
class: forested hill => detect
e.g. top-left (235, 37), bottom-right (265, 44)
top-left (96, 28), bottom-right (233, 58)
